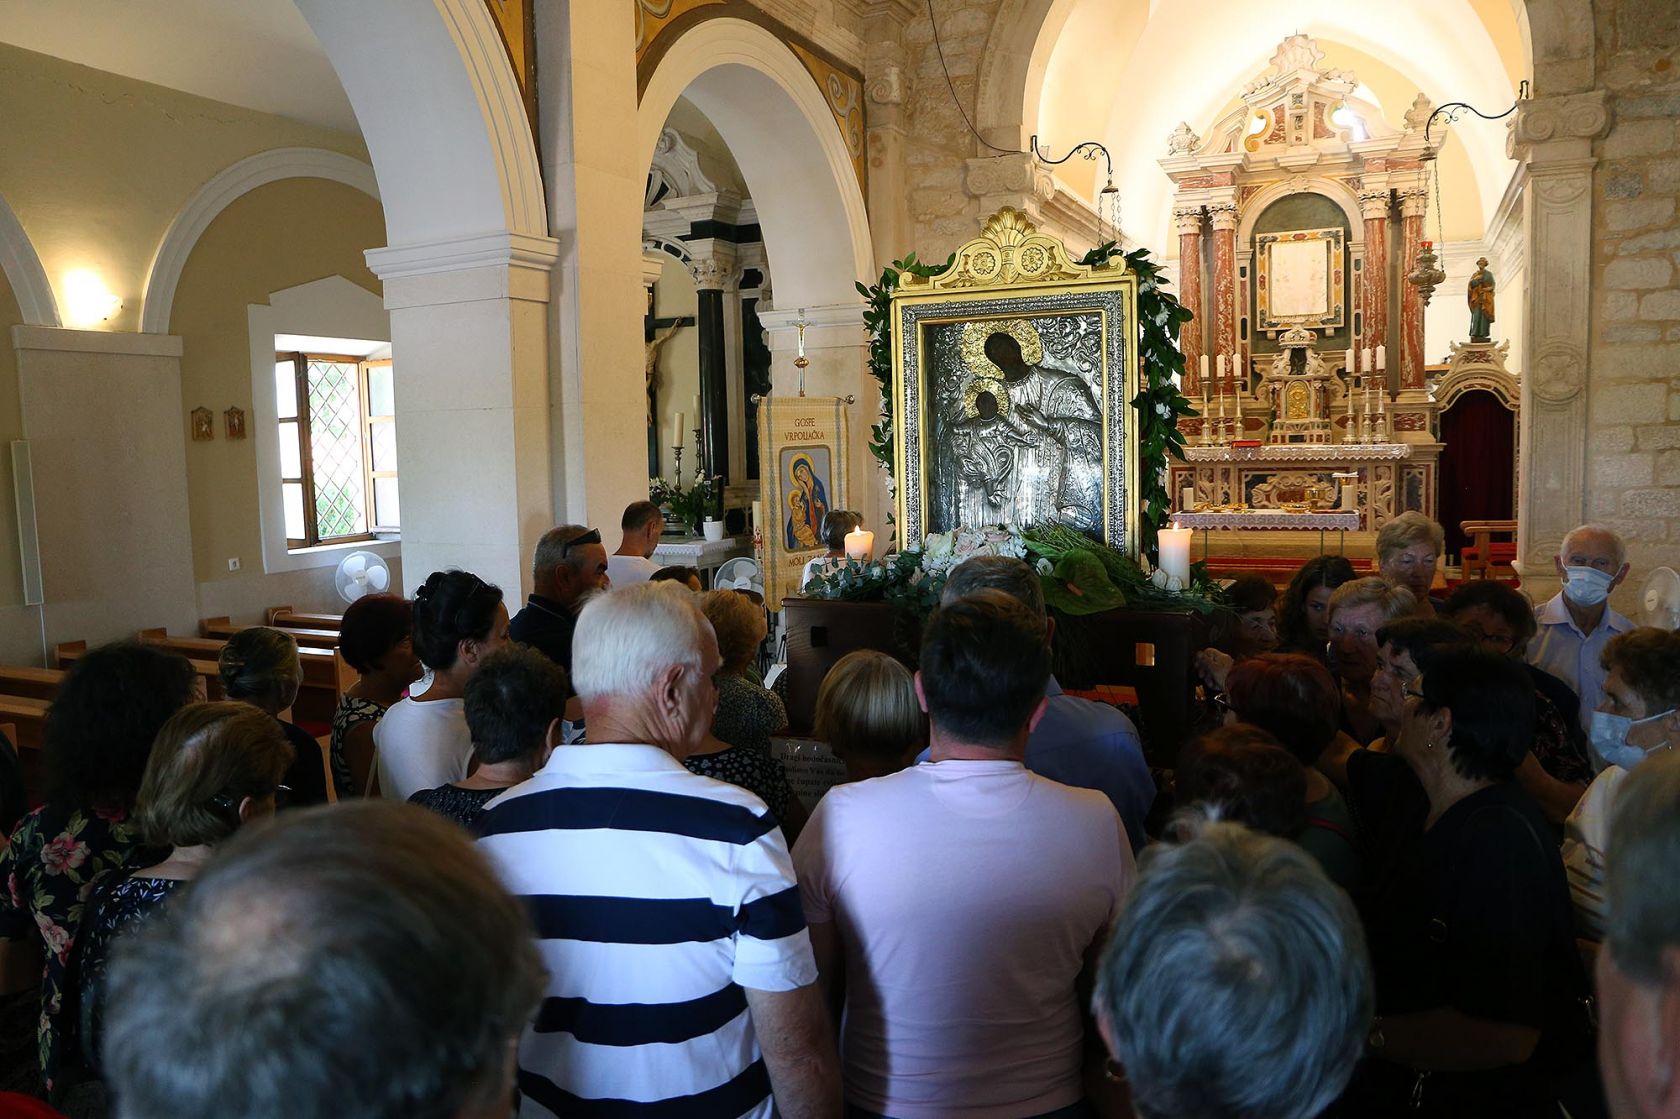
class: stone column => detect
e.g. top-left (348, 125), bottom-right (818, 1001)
top-left (688, 242), bottom-right (741, 486)
top-left (1174, 206), bottom-right (1205, 395)
top-left (1358, 188), bottom-right (1391, 368)
top-left (1508, 90), bottom-right (1609, 597)
top-left (1397, 189), bottom-right (1429, 391)
top-left (965, 152), bottom-right (1057, 230)
top-left (1207, 200), bottom-right (1240, 376)
top-left (540, 0), bottom-right (651, 535)
top-left (366, 233), bottom-right (561, 598)
top-left (863, 2), bottom-right (915, 274)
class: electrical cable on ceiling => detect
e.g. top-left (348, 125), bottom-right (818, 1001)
top-left (927, 0), bottom-right (1022, 156)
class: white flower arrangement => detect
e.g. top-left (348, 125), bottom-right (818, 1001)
top-left (916, 526), bottom-right (1028, 576)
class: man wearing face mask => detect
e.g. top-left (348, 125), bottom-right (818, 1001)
top-left (1529, 523), bottom-right (1635, 751)
top-left (1561, 627), bottom-right (1680, 943)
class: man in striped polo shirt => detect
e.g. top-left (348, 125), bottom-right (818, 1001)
top-left (479, 581), bottom-right (839, 1119)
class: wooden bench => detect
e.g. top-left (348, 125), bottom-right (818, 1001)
top-left (201, 617), bottom-right (340, 650)
top-left (52, 642), bottom-right (226, 700)
top-left (266, 606), bottom-right (344, 632)
top-left (0, 696), bottom-right (50, 751)
top-left (0, 665), bottom-right (63, 703)
top-left (1460, 519), bottom-right (1518, 581)
top-left (129, 632), bottom-right (339, 723)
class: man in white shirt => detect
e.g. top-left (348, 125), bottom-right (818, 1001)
top-left (1529, 523), bottom-right (1635, 752)
top-left (607, 500), bottom-right (664, 586)
top-left (478, 582), bottom-right (839, 1119)
top-left (794, 590), bottom-right (1133, 1118)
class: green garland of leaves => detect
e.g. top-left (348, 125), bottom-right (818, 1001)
top-left (857, 243), bottom-right (1198, 562)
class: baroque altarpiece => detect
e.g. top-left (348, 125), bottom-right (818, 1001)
top-left (1158, 35), bottom-right (1513, 548)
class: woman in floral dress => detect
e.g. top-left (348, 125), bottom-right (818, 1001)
top-left (0, 642), bottom-right (197, 1098)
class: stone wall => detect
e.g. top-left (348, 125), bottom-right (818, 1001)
top-left (1587, 0), bottom-right (1680, 582)
top-left (898, 0), bottom-right (997, 257)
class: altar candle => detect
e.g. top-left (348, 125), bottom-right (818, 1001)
top-left (1182, 484), bottom-right (1196, 512)
top-left (751, 499), bottom-right (763, 529)
top-left (1199, 354), bottom-right (1210, 383)
top-left (673, 414), bottom-right (685, 447)
top-left (1361, 347), bottom-right (1372, 373)
top-left (844, 527), bottom-right (874, 562)
top-left (1344, 348), bottom-right (1354, 375)
top-left (1375, 344), bottom-right (1387, 371)
top-left (1159, 523), bottom-right (1193, 587)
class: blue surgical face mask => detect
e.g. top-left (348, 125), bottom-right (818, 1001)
top-left (1591, 708), bottom-right (1678, 769)
top-left (1562, 565), bottom-right (1615, 608)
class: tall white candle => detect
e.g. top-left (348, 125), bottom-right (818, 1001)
top-left (673, 414), bottom-right (685, 447)
top-left (751, 499), bottom-right (763, 529)
top-left (1361, 347), bottom-right (1372, 373)
top-left (1159, 524), bottom-right (1193, 587)
top-left (1182, 484), bottom-right (1196, 511)
top-left (1199, 354), bottom-right (1210, 382)
top-left (1375, 344), bottom-right (1387, 370)
top-left (1217, 353), bottom-right (1227, 384)
top-left (1344, 348), bottom-right (1354, 375)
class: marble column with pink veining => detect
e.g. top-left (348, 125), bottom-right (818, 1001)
top-left (1398, 189), bottom-right (1428, 390)
top-left (1175, 206), bottom-right (1205, 396)
top-left (1359, 189), bottom-right (1390, 371)
top-left (1208, 201), bottom-right (1239, 375)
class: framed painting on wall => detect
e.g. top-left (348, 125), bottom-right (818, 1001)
top-left (1254, 226), bottom-right (1345, 331)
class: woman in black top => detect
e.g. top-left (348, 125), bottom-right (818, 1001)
top-left (218, 627), bottom-right (328, 807)
top-left (409, 645), bottom-right (567, 831)
top-left (1349, 649), bottom-right (1594, 1117)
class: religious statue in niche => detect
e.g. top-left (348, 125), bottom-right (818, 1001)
top-left (190, 407), bottom-right (214, 442)
top-left (891, 207), bottom-right (1140, 552)
top-left (224, 406), bottom-right (246, 440)
top-left (1468, 257), bottom-right (1496, 343)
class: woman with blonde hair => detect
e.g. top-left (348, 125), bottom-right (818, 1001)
top-left (218, 626), bottom-right (328, 807)
top-left (814, 650), bottom-right (925, 783)
top-left (1326, 577), bottom-right (1417, 744)
top-left (1376, 511), bottom-right (1446, 616)
top-left (683, 590), bottom-right (803, 836)
top-left (74, 703), bottom-right (293, 1082)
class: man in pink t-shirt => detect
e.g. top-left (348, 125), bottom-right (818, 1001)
top-left (793, 590), bottom-right (1134, 1118)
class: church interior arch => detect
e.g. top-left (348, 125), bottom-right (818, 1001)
top-left (638, 17), bottom-right (875, 525)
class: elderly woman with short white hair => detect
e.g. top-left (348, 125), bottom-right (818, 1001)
top-left (1376, 511), bottom-right (1446, 616)
top-left (1094, 817), bottom-right (1371, 1119)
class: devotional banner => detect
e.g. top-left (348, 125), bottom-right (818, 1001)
top-left (757, 395), bottom-right (851, 606)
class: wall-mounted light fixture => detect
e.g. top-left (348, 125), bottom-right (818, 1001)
top-left (62, 269), bottom-right (123, 329)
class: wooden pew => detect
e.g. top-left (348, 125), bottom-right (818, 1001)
top-left (266, 605), bottom-right (343, 632)
top-left (0, 665), bottom-right (63, 703)
top-left (131, 632), bottom-right (338, 723)
top-left (201, 616), bottom-right (339, 651)
top-left (0, 696), bottom-right (50, 751)
top-left (53, 641), bottom-right (226, 700)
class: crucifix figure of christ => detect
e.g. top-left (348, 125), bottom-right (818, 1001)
top-left (644, 286), bottom-right (696, 477)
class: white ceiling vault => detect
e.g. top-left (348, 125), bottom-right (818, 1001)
top-left (0, 0), bottom-right (357, 134)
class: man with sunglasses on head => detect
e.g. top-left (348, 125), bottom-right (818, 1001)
top-left (510, 524), bottom-right (611, 679)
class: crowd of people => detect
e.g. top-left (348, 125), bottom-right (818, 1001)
top-left (0, 505), bottom-right (1677, 1119)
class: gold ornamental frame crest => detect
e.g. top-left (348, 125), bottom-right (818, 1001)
top-left (903, 207), bottom-right (1105, 292)
top-left (891, 208), bottom-right (1140, 552)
